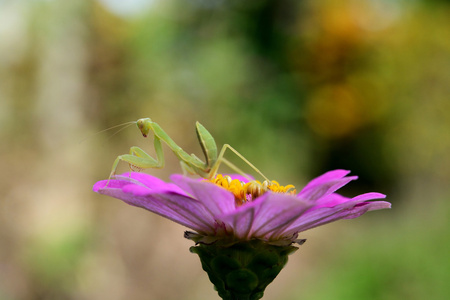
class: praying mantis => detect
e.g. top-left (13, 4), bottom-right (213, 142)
top-left (109, 118), bottom-right (270, 182)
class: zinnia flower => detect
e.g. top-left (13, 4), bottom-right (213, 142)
top-left (93, 170), bottom-right (390, 300)
top-left (93, 170), bottom-right (389, 244)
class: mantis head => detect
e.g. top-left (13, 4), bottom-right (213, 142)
top-left (137, 118), bottom-right (152, 137)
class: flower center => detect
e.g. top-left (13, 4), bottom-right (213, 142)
top-left (209, 174), bottom-right (296, 206)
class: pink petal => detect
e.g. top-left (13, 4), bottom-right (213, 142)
top-left (312, 193), bottom-right (351, 209)
top-left (120, 172), bottom-right (189, 195)
top-left (170, 174), bottom-right (236, 216)
top-left (285, 193), bottom-right (389, 234)
top-left (342, 201), bottom-right (391, 219)
top-left (351, 192), bottom-right (387, 202)
top-left (298, 170), bottom-right (357, 202)
top-left (96, 180), bottom-right (216, 234)
top-left (300, 170), bottom-right (351, 191)
top-left (227, 206), bottom-right (257, 239)
top-left (246, 193), bottom-right (312, 238)
top-left (93, 176), bottom-right (136, 192)
top-left (220, 192), bottom-right (312, 240)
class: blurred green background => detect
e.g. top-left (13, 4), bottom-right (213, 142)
top-left (1, 0), bottom-right (449, 299)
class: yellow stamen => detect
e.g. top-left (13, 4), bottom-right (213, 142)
top-left (209, 174), bottom-right (297, 206)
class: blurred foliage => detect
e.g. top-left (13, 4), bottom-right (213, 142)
top-left (1, 0), bottom-right (450, 299)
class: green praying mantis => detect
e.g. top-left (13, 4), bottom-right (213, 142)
top-left (109, 118), bottom-right (270, 182)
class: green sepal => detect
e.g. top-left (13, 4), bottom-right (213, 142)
top-left (190, 238), bottom-right (299, 300)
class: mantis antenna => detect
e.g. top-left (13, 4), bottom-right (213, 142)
top-left (80, 121), bottom-right (136, 144)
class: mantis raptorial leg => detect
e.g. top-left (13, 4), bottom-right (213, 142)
top-left (110, 136), bottom-right (164, 177)
top-left (109, 118), bottom-right (269, 182)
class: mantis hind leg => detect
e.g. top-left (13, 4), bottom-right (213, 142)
top-left (208, 144), bottom-right (269, 181)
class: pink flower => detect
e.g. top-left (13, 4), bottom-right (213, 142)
top-left (93, 170), bottom-right (390, 244)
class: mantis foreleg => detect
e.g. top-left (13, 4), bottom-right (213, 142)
top-left (109, 136), bottom-right (164, 178)
top-left (149, 122), bottom-right (208, 172)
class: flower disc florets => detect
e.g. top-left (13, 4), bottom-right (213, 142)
top-left (210, 174), bottom-right (296, 206)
